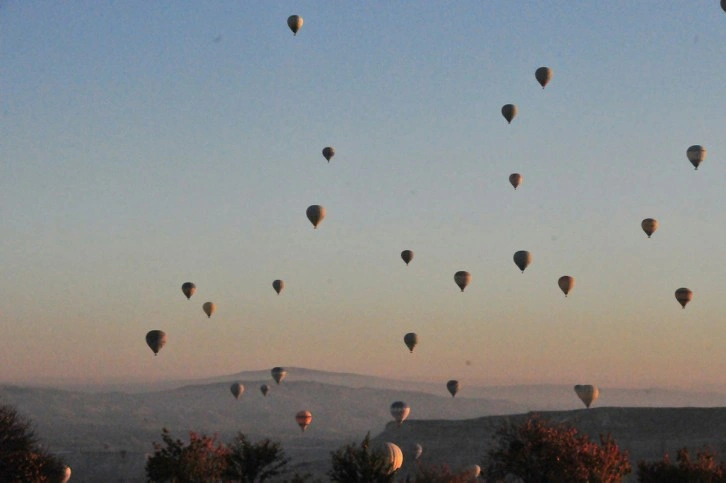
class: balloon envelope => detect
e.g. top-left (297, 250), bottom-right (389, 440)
top-left (413, 443), bottom-right (423, 460)
top-left (390, 401), bottom-right (410, 425)
top-left (454, 271), bottom-right (471, 292)
top-left (181, 282), bottom-right (196, 300)
top-left (401, 250), bottom-right (414, 265)
top-left (260, 384), bottom-right (270, 397)
top-left (513, 250), bottom-right (532, 273)
top-left (272, 367), bottom-right (287, 384)
top-left (686, 145), bottom-right (706, 170)
top-left (501, 104), bottom-right (518, 124)
top-left (287, 15), bottom-right (303, 35)
top-left (463, 464), bottom-right (481, 479)
top-left (403, 332), bottom-right (418, 353)
top-left (641, 218), bottom-right (658, 238)
top-left (202, 302), bottom-right (216, 318)
top-left (306, 205), bottom-right (326, 229)
top-left (62, 466), bottom-right (71, 483)
top-left (378, 442), bottom-right (403, 474)
top-left (145, 330), bottom-right (167, 356)
top-left (509, 173), bottom-right (522, 190)
top-left (535, 67), bottom-right (553, 88)
top-left (322, 146), bottom-right (335, 162)
top-left (446, 379), bottom-right (459, 397)
top-left (272, 279), bottom-right (285, 295)
top-left (574, 384), bottom-right (599, 408)
top-left (558, 276), bottom-right (575, 296)
top-left (230, 382), bottom-right (244, 400)
top-left (295, 410), bottom-right (312, 431)
top-left (675, 287), bottom-right (693, 309)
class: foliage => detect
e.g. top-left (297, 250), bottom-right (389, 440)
top-left (411, 462), bottom-right (476, 482)
top-left (328, 432), bottom-right (397, 482)
top-left (485, 414), bottom-right (632, 483)
top-left (637, 446), bottom-right (726, 482)
top-left (223, 432), bottom-right (290, 482)
top-left (145, 428), bottom-right (228, 482)
top-left (0, 404), bottom-right (67, 482)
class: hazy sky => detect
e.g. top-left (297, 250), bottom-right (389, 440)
top-left (2, 2), bottom-right (724, 392)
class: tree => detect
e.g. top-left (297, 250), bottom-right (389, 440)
top-left (485, 414), bottom-right (632, 483)
top-left (145, 428), bottom-right (228, 482)
top-left (411, 463), bottom-right (475, 482)
top-left (0, 404), bottom-right (67, 482)
top-left (223, 432), bottom-right (290, 482)
top-left (637, 446), bottom-right (726, 482)
top-left (328, 433), bottom-right (397, 482)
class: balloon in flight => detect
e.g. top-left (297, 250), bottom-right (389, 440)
top-left (413, 443), bottom-right (423, 460)
top-left (501, 104), bottom-right (518, 124)
top-left (558, 276), bottom-right (575, 297)
top-left (230, 383), bottom-right (244, 400)
top-left (322, 146), bottom-right (335, 162)
top-left (574, 384), bottom-right (599, 408)
top-left (454, 271), bottom-right (471, 292)
top-left (287, 15), bottom-right (303, 36)
top-left (513, 250), bottom-right (532, 273)
top-left (146, 330), bottom-right (167, 356)
top-left (378, 442), bottom-right (404, 474)
top-left (535, 67), bottom-right (553, 89)
top-left (401, 250), bottom-right (414, 266)
top-left (272, 367), bottom-right (287, 384)
top-left (446, 379), bottom-right (459, 397)
top-left (181, 282), bottom-right (196, 300)
top-left (463, 464), bottom-right (481, 479)
top-left (390, 401), bottom-right (410, 426)
top-left (260, 384), bottom-right (270, 397)
top-left (509, 173), bottom-right (522, 190)
top-left (202, 302), bottom-right (216, 318)
top-left (62, 466), bottom-right (72, 483)
top-left (306, 205), bottom-right (326, 229)
top-left (641, 218), bottom-right (658, 238)
top-left (295, 410), bottom-right (312, 432)
top-left (675, 287), bottom-right (693, 309)
top-left (722, 0), bottom-right (726, 13)
top-left (403, 332), bottom-right (418, 353)
top-left (686, 145), bottom-right (706, 170)
top-left (272, 279), bottom-right (285, 295)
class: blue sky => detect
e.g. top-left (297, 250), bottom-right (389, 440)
top-left (1, 1), bottom-right (724, 392)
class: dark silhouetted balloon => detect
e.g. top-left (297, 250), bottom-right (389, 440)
top-left (230, 382), bottom-right (244, 400)
top-left (272, 279), bottom-right (284, 295)
top-left (403, 332), bottom-right (418, 353)
top-left (287, 15), bottom-right (303, 36)
top-left (272, 367), bottom-right (287, 384)
top-left (260, 384), bottom-right (270, 397)
top-left (675, 287), bottom-right (693, 309)
top-left (454, 271), bottom-right (471, 292)
top-left (574, 384), bottom-right (599, 408)
top-left (509, 173), bottom-right (522, 190)
top-left (401, 250), bottom-right (414, 265)
top-left (513, 251), bottom-right (532, 273)
top-left (501, 104), bottom-right (518, 124)
top-left (203, 302), bottom-right (216, 318)
top-left (535, 67), bottom-right (553, 89)
top-left (446, 380), bottom-right (459, 397)
top-left (390, 401), bottom-right (410, 426)
top-left (322, 147), bottom-right (335, 162)
top-left (558, 276), bottom-right (574, 297)
top-left (181, 282), bottom-right (196, 300)
top-left (641, 218), bottom-right (658, 238)
top-left (306, 205), bottom-right (326, 229)
top-left (146, 330), bottom-right (167, 356)
top-left (687, 145), bottom-right (706, 170)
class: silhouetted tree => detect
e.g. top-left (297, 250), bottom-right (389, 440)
top-left (223, 432), bottom-right (290, 482)
top-left (328, 432), bottom-right (397, 482)
top-left (0, 403), bottom-right (67, 481)
top-left (485, 414), bottom-right (632, 482)
top-left (637, 446), bottom-right (726, 482)
top-left (145, 428), bottom-right (228, 482)
top-left (410, 462), bottom-right (474, 482)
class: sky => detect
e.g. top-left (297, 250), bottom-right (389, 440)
top-left (1, 1), bottom-right (725, 392)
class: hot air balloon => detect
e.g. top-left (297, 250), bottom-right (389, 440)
top-left (62, 466), bottom-right (72, 483)
top-left (463, 464), bottom-right (481, 480)
top-left (558, 276), bottom-right (574, 297)
top-left (535, 67), bottom-right (553, 89)
top-left (295, 410), bottom-right (312, 432)
top-left (413, 443), bottom-right (423, 460)
top-left (641, 218), bottom-right (658, 238)
top-left (145, 330), bottom-right (167, 356)
top-left (454, 271), bottom-right (471, 292)
top-left (272, 279), bottom-right (285, 295)
top-left (230, 383), bottom-right (244, 400)
top-left (202, 302), bottom-right (216, 318)
top-left (287, 15), bottom-right (303, 36)
top-left (181, 282), bottom-right (196, 300)
top-left (401, 250), bottom-right (414, 266)
top-left (306, 205), bottom-right (326, 229)
top-left (675, 287), bottom-right (693, 309)
top-left (377, 442), bottom-right (404, 474)
top-left (390, 401), bottom-right (410, 426)
top-left (446, 380), bottom-right (459, 397)
top-left (260, 384), bottom-right (270, 397)
top-left (501, 104), bottom-right (518, 124)
top-left (272, 366), bottom-right (287, 384)
top-left (513, 251), bottom-right (532, 273)
top-left (574, 384), bottom-right (599, 408)
top-left (322, 146), bottom-right (335, 162)
top-left (509, 173), bottom-right (522, 190)
top-left (722, 0), bottom-right (726, 13)
top-left (403, 332), bottom-right (418, 353)
top-left (686, 145), bottom-right (706, 170)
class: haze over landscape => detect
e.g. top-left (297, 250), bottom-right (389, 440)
top-left (1, 1), bottom-right (725, 481)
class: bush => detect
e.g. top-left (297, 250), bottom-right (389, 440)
top-left (637, 446), bottom-right (726, 482)
top-left (224, 432), bottom-right (290, 482)
top-left (485, 414), bottom-right (631, 483)
top-left (145, 428), bottom-right (229, 482)
top-left (328, 432), bottom-right (397, 482)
